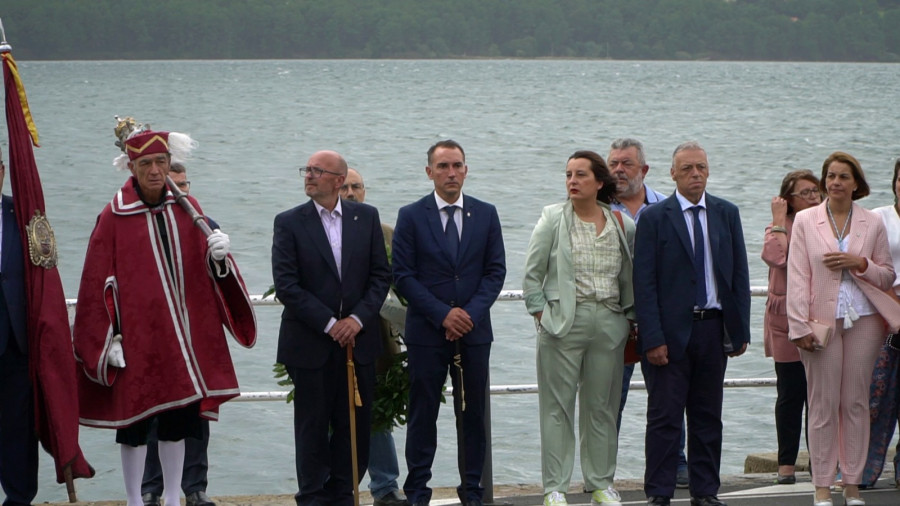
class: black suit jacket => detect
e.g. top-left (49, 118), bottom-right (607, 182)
top-left (0, 194), bottom-right (27, 354)
top-left (633, 192), bottom-right (751, 361)
top-left (272, 198), bottom-right (391, 368)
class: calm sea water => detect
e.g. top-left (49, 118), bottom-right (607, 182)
top-left (2, 59), bottom-right (899, 501)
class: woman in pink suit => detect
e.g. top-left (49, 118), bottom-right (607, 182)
top-left (762, 169), bottom-right (821, 485)
top-left (787, 152), bottom-right (900, 506)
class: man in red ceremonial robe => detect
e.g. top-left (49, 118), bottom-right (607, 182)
top-left (73, 129), bottom-right (256, 506)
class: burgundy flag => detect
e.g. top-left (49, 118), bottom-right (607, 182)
top-left (2, 47), bottom-right (94, 486)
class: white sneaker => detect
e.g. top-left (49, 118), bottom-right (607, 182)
top-left (543, 491), bottom-right (568, 506)
top-left (591, 486), bottom-right (622, 505)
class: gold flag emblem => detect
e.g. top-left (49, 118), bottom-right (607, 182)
top-left (26, 210), bottom-right (58, 269)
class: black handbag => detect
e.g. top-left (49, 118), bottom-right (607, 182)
top-left (887, 332), bottom-right (900, 352)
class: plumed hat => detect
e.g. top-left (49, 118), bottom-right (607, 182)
top-left (112, 116), bottom-right (197, 170)
top-left (124, 131), bottom-right (170, 161)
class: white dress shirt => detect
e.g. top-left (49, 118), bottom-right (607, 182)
top-left (675, 191), bottom-right (720, 310)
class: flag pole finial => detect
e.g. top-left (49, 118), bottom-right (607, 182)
top-left (0, 18), bottom-right (11, 53)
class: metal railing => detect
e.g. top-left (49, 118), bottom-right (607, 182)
top-left (65, 286), bottom-right (773, 502)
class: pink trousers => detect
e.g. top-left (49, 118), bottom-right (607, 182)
top-left (800, 315), bottom-right (885, 487)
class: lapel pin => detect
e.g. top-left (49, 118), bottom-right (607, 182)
top-left (354, 215), bottom-right (358, 221)
top-left (467, 212), bottom-right (471, 217)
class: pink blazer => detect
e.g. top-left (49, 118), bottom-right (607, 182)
top-left (787, 201), bottom-right (900, 339)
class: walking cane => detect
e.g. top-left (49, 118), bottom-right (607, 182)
top-left (454, 340), bottom-right (468, 505)
top-left (347, 345), bottom-right (362, 506)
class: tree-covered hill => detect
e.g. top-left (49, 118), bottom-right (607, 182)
top-left (3, 0), bottom-right (899, 61)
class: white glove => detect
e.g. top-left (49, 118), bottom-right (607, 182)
top-left (207, 229), bottom-right (230, 261)
top-left (107, 334), bottom-right (126, 368)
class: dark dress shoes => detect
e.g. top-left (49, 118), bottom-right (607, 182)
top-left (647, 497), bottom-right (671, 505)
top-left (142, 493), bottom-right (160, 506)
top-left (691, 496), bottom-right (727, 506)
top-left (374, 490), bottom-right (411, 506)
top-left (465, 499), bottom-right (483, 506)
top-left (185, 491), bottom-right (216, 506)
top-left (776, 474), bottom-right (796, 485)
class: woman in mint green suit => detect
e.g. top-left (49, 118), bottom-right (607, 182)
top-left (523, 150), bottom-right (635, 506)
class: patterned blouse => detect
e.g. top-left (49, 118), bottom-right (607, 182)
top-left (570, 207), bottom-right (622, 311)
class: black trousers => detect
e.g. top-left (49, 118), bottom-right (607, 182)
top-left (287, 347), bottom-right (374, 506)
top-left (0, 340), bottom-right (38, 506)
top-left (774, 360), bottom-right (808, 466)
top-left (142, 417), bottom-right (210, 495)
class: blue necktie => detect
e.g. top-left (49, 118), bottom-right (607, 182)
top-left (445, 205), bottom-right (460, 259)
top-left (690, 206), bottom-right (707, 308)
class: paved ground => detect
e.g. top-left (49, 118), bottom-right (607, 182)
top-left (54, 473), bottom-right (900, 506)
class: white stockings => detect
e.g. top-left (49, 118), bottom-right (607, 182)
top-left (120, 440), bottom-right (185, 506)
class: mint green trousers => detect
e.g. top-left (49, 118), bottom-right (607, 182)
top-left (537, 300), bottom-right (627, 494)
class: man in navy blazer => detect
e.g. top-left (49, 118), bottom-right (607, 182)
top-left (392, 140), bottom-right (506, 506)
top-left (634, 142), bottom-right (750, 506)
top-left (272, 150), bottom-right (391, 506)
top-left (0, 151), bottom-right (38, 504)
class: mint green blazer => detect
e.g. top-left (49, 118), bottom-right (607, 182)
top-left (522, 200), bottom-right (635, 338)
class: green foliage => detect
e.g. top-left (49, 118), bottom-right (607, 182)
top-left (272, 361), bottom-right (295, 403)
top-left (371, 347), bottom-right (411, 432)
top-left (4, 0), bottom-right (900, 61)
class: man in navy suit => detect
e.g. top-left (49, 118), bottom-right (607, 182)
top-left (272, 150), bottom-right (391, 506)
top-left (634, 141), bottom-right (750, 506)
top-left (0, 149), bottom-right (38, 505)
top-left (392, 140), bottom-right (506, 506)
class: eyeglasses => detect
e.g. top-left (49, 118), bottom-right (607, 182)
top-left (300, 166), bottom-right (343, 179)
top-left (791, 188), bottom-right (822, 199)
top-left (341, 183), bottom-right (365, 192)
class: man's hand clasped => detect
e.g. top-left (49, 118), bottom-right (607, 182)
top-left (329, 317), bottom-right (361, 347)
top-left (443, 307), bottom-right (473, 341)
top-left (107, 333), bottom-right (126, 368)
top-left (207, 229), bottom-right (231, 261)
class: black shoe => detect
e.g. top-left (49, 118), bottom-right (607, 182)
top-left (690, 496), bottom-right (727, 506)
top-left (465, 500), bottom-right (483, 506)
top-left (776, 474), bottom-right (796, 485)
top-left (647, 497), bottom-right (671, 506)
top-left (185, 491), bottom-right (216, 506)
top-left (676, 466), bottom-right (690, 489)
top-left (374, 490), bottom-right (411, 506)
top-left (142, 493), bottom-right (161, 506)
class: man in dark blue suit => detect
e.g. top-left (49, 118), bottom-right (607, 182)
top-left (0, 150), bottom-right (38, 505)
top-left (392, 140), bottom-right (506, 506)
top-left (272, 150), bottom-right (391, 506)
top-left (634, 142), bottom-right (750, 506)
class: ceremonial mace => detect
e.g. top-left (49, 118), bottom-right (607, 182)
top-left (166, 175), bottom-right (213, 237)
